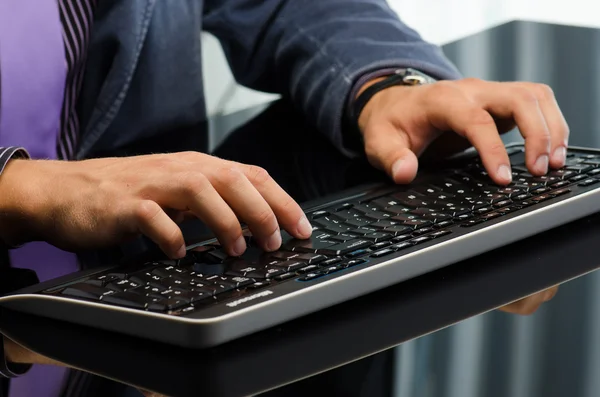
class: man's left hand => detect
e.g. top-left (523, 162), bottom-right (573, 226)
top-left (357, 77), bottom-right (569, 185)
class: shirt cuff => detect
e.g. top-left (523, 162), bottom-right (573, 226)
top-left (0, 147), bottom-right (30, 175)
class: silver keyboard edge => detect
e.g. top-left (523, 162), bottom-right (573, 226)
top-left (1, 185), bottom-right (600, 348)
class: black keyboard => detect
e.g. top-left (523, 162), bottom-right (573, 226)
top-left (3, 144), bottom-right (600, 348)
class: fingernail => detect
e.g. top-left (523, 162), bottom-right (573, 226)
top-left (552, 147), bottom-right (566, 166)
top-left (266, 229), bottom-right (282, 251)
top-left (392, 159), bottom-right (404, 179)
top-left (177, 245), bottom-right (187, 258)
top-left (296, 216), bottom-right (313, 237)
top-left (534, 155), bottom-right (549, 174)
top-left (497, 164), bottom-right (512, 183)
top-left (232, 236), bottom-right (246, 256)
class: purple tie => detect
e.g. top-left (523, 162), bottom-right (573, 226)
top-left (0, 1), bottom-right (79, 396)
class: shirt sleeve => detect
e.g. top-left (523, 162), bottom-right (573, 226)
top-left (0, 147), bottom-right (30, 175)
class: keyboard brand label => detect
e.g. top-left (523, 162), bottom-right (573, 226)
top-left (226, 290), bottom-right (274, 308)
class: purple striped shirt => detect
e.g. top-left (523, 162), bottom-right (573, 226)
top-left (0, 1), bottom-right (96, 396)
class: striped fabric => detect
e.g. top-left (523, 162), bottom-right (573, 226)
top-left (57, 0), bottom-right (97, 160)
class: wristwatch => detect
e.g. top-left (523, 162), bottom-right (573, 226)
top-left (351, 67), bottom-right (437, 127)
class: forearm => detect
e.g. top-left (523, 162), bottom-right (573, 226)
top-left (206, 0), bottom-right (461, 157)
top-left (0, 150), bottom-right (37, 247)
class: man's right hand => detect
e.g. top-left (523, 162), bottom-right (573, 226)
top-left (0, 152), bottom-right (313, 258)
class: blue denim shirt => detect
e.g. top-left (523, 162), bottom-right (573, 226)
top-left (77, 0), bottom-right (462, 160)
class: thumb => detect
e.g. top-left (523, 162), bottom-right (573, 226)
top-left (363, 123), bottom-right (419, 184)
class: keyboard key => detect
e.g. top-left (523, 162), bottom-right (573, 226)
top-left (331, 209), bottom-right (363, 220)
top-left (392, 234), bottom-right (412, 242)
top-left (430, 230), bottom-right (452, 238)
top-left (310, 210), bottom-right (329, 219)
top-left (299, 273), bottom-right (322, 281)
top-left (552, 188), bottom-right (571, 196)
top-left (461, 219), bottom-right (485, 227)
top-left (319, 238), bottom-right (371, 255)
top-left (392, 242), bottom-right (413, 250)
top-left (346, 249), bottom-right (368, 258)
top-left (550, 180), bottom-right (570, 189)
top-left (362, 232), bottom-right (393, 243)
top-left (348, 226), bottom-right (379, 236)
top-left (370, 241), bottom-right (392, 250)
top-left (588, 168), bottom-right (600, 176)
top-left (87, 274), bottom-right (121, 287)
top-left (275, 261), bottom-right (308, 272)
top-left (493, 199), bottom-right (513, 208)
top-left (531, 194), bottom-right (553, 203)
top-left (285, 234), bottom-right (337, 253)
top-left (411, 236), bottom-right (432, 244)
top-left (513, 193), bottom-right (532, 201)
top-left (412, 227), bottom-right (434, 236)
top-left (370, 249), bottom-right (395, 258)
top-left (344, 217), bottom-right (373, 228)
top-left (102, 292), bottom-right (150, 309)
top-left (370, 220), bottom-right (400, 229)
top-left (482, 212), bottom-right (503, 220)
top-left (319, 257), bottom-right (343, 267)
top-left (341, 259), bottom-right (367, 268)
top-left (335, 203), bottom-right (354, 211)
top-left (107, 279), bottom-right (143, 292)
top-left (433, 220), bottom-right (454, 229)
top-left (247, 281), bottom-right (271, 289)
top-left (570, 174), bottom-right (588, 182)
top-left (61, 284), bottom-right (115, 300)
top-left (275, 273), bottom-right (297, 281)
top-left (403, 219), bottom-right (433, 229)
top-left (287, 253), bottom-right (327, 265)
top-left (297, 265), bottom-right (319, 274)
top-left (567, 164), bottom-right (594, 173)
top-left (548, 170), bottom-right (577, 179)
top-left (579, 178), bottom-right (600, 187)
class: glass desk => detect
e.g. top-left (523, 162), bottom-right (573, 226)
top-left (3, 19), bottom-right (600, 397)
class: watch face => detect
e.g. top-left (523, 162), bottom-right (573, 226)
top-left (403, 75), bottom-right (428, 85)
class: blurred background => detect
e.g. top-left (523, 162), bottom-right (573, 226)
top-left (202, 2), bottom-right (600, 397)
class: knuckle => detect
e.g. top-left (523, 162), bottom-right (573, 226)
top-left (533, 83), bottom-right (554, 100)
top-left (486, 141), bottom-right (508, 156)
top-left (515, 87), bottom-right (538, 105)
top-left (252, 208), bottom-right (277, 230)
top-left (245, 165), bottom-right (271, 186)
top-left (135, 200), bottom-right (161, 223)
top-left (181, 172), bottom-right (210, 197)
top-left (215, 166), bottom-right (245, 186)
top-left (163, 228), bottom-right (183, 251)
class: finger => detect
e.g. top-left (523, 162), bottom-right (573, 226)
top-left (208, 167), bottom-right (281, 252)
top-left (133, 200), bottom-right (186, 259)
top-left (176, 175), bottom-right (247, 257)
top-left (240, 164), bottom-right (313, 239)
top-left (363, 122), bottom-right (419, 184)
top-left (425, 88), bottom-right (512, 185)
top-left (525, 83), bottom-right (569, 168)
top-left (476, 83), bottom-right (552, 175)
top-left (499, 290), bottom-right (548, 315)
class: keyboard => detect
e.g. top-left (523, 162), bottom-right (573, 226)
top-left (2, 143), bottom-right (600, 348)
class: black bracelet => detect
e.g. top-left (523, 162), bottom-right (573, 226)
top-left (351, 68), bottom-right (437, 130)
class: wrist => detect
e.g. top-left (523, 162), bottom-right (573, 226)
top-left (355, 76), bottom-right (391, 131)
top-left (0, 159), bottom-right (43, 246)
